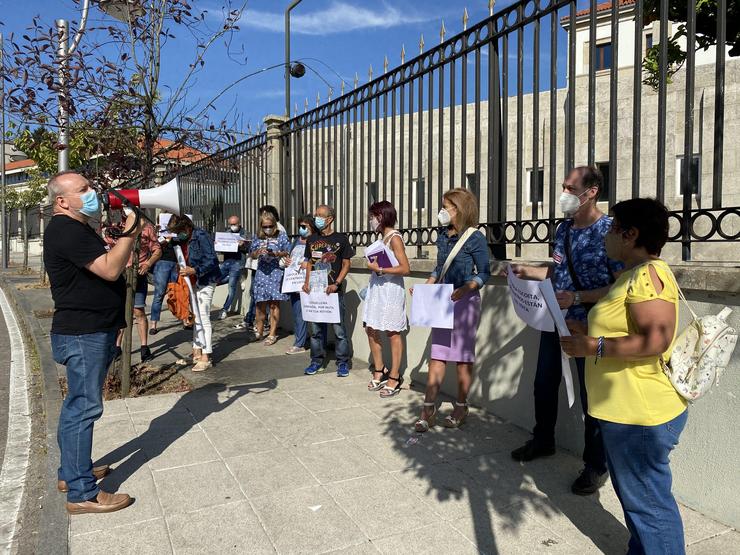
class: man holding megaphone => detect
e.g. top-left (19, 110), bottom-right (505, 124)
top-left (43, 171), bottom-right (146, 514)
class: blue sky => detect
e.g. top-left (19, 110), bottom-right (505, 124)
top-left (1, 0), bottom-right (581, 139)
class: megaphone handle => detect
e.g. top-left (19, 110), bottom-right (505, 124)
top-left (107, 189), bottom-right (156, 227)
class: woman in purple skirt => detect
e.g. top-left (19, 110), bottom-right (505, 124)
top-left (414, 188), bottom-right (491, 432)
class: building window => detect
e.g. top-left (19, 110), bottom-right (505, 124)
top-left (596, 162), bottom-right (610, 202)
top-left (366, 181), bottom-right (378, 206)
top-left (676, 155), bottom-right (700, 196)
top-left (465, 173), bottom-right (479, 198)
top-left (594, 42), bottom-right (612, 71)
top-left (645, 33), bottom-right (653, 50)
top-left (412, 178), bottom-right (425, 210)
top-left (527, 168), bottom-right (544, 205)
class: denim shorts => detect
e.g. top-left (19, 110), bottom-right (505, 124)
top-left (134, 275), bottom-right (148, 309)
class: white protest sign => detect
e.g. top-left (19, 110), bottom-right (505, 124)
top-left (300, 292), bottom-right (341, 323)
top-left (538, 279), bottom-right (575, 408)
top-left (214, 232), bottom-right (241, 253)
top-left (409, 284), bottom-right (455, 329)
top-left (507, 269), bottom-right (555, 332)
top-left (282, 244), bottom-right (306, 293)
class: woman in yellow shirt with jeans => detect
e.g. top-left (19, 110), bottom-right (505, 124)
top-left (561, 198), bottom-right (688, 555)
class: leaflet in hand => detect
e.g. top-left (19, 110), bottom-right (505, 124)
top-left (365, 239), bottom-right (399, 269)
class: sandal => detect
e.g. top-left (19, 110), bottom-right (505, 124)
top-left (263, 335), bottom-right (278, 346)
top-left (149, 327), bottom-right (159, 336)
top-left (443, 401), bottom-right (469, 429)
top-left (379, 376), bottom-right (403, 398)
top-left (367, 367), bottom-right (390, 391)
top-left (414, 402), bottom-right (437, 433)
top-left (192, 359), bottom-right (212, 372)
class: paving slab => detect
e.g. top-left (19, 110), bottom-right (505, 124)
top-left (292, 438), bottom-right (383, 484)
top-left (166, 500), bottom-right (275, 554)
top-left (225, 447), bottom-right (319, 499)
top-left (250, 486), bottom-right (366, 555)
top-left (70, 517), bottom-right (172, 555)
top-left (372, 522), bottom-right (480, 555)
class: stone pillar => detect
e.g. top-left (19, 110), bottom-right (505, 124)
top-left (264, 114), bottom-right (288, 214)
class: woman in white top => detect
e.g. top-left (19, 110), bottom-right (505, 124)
top-left (364, 201), bottom-right (411, 397)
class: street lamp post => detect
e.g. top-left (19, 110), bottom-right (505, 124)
top-left (285, 0), bottom-right (305, 117)
top-left (1, 32), bottom-right (8, 269)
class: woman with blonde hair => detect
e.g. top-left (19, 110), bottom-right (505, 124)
top-left (249, 212), bottom-right (290, 345)
top-left (414, 188), bottom-right (491, 431)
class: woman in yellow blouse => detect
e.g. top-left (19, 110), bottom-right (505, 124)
top-left (561, 198), bottom-right (688, 555)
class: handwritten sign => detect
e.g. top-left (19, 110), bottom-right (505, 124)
top-left (300, 291), bottom-right (341, 323)
top-left (507, 270), bottom-right (555, 332)
top-left (214, 232), bottom-right (241, 253)
top-left (282, 245), bottom-right (306, 293)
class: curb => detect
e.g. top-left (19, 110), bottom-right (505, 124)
top-left (0, 274), bottom-right (68, 555)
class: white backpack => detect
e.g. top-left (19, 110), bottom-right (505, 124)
top-left (661, 283), bottom-right (737, 401)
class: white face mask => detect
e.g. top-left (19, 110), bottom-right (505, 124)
top-left (559, 190), bottom-right (588, 216)
top-left (437, 208), bottom-right (452, 226)
top-left (229, 224), bottom-right (240, 232)
top-left (369, 217), bottom-right (381, 231)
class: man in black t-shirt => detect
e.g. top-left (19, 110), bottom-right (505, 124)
top-left (302, 204), bottom-right (355, 377)
top-left (44, 171), bottom-right (143, 515)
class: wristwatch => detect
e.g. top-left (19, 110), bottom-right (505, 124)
top-left (573, 291), bottom-right (582, 306)
top-left (378, 268), bottom-right (384, 276)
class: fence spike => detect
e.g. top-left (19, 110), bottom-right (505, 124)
top-left (354, 72), bottom-right (359, 89)
top-left (294, 102), bottom-right (298, 117)
top-left (419, 34), bottom-right (425, 54)
top-left (368, 64), bottom-right (373, 81)
top-left (489, 0), bottom-right (495, 16)
top-left (316, 91), bottom-right (321, 107)
top-left (440, 20), bottom-right (446, 44)
top-left (463, 7), bottom-right (469, 30)
top-left (341, 80), bottom-right (346, 95)
top-left (400, 43), bottom-right (405, 64)
top-left (328, 86), bottom-right (333, 101)
top-left (383, 55), bottom-right (389, 73)
top-left (304, 97), bottom-right (309, 112)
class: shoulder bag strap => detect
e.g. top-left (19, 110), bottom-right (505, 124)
top-left (563, 221), bottom-right (585, 292)
top-left (437, 227), bottom-right (478, 284)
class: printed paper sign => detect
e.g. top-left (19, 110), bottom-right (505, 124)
top-left (409, 284), bottom-right (455, 329)
top-left (214, 232), bottom-right (241, 253)
top-left (300, 291), bottom-right (341, 323)
top-left (309, 269), bottom-right (329, 292)
top-left (507, 270), bottom-right (555, 332)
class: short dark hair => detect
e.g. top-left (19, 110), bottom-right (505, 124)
top-left (571, 165), bottom-right (603, 194)
top-left (167, 214), bottom-right (193, 235)
top-left (298, 213), bottom-right (316, 233)
top-left (259, 205), bottom-right (280, 222)
top-left (369, 201), bottom-right (397, 229)
top-left (611, 198), bottom-right (669, 255)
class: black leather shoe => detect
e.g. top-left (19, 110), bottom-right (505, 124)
top-left (571, 467), bottom-right (608, 495)
top-left (511, 439), bottom-right (556, 462)
top-left (140, 345), bottom-right (153, 363)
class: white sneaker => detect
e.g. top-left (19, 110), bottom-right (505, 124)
top-left (217, 309), bottom-right (228, 320)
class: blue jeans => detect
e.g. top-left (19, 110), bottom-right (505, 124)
top-left (51, 331), bottom-right (118, 502)
top-left (310, 292), bottom-right (352, 366)
top-left (533, 331), bottom-right (607, 474)
top-left (151, 260), bottom-right (177, 322)
top-left (219, 258), bottom-right (243, 312)
top-left (243, 270), bottom-right (256, 325)
top-left (599, 409), bottom-right (689, 555)
top-left (290, 292), bottom-right (308, 348)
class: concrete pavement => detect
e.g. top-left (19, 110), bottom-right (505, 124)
top-left (0, 261), bottom-right (736, 554)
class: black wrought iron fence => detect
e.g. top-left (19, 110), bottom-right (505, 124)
top-left (174, 0), bottom-right (736, 262)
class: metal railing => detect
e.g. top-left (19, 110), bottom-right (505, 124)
top-left (176, 0), bottom-right (736, 261)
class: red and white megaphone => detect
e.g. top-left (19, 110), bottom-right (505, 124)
top-left (105, 177), bottom-right (181, 216)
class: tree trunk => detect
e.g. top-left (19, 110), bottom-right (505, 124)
top-left (121, 265), bottom-right (135, 397)
top-left (22, 207), bottom-right (29, 271)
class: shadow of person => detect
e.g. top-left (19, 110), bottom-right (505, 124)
top-left (95, 380), bottom-right (275, 491)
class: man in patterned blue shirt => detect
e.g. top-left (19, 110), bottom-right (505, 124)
top-left (509, 166), bottom-right (623, 495)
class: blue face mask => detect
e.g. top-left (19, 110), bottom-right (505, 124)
top-left (314, 217), bottom-right (326, 231)
top-left (177, 232), bottom-right (189, 242)
top-left (79, 189), bottom-right (101, 218)
top-left (299, 226), bottom-right (310, 238)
